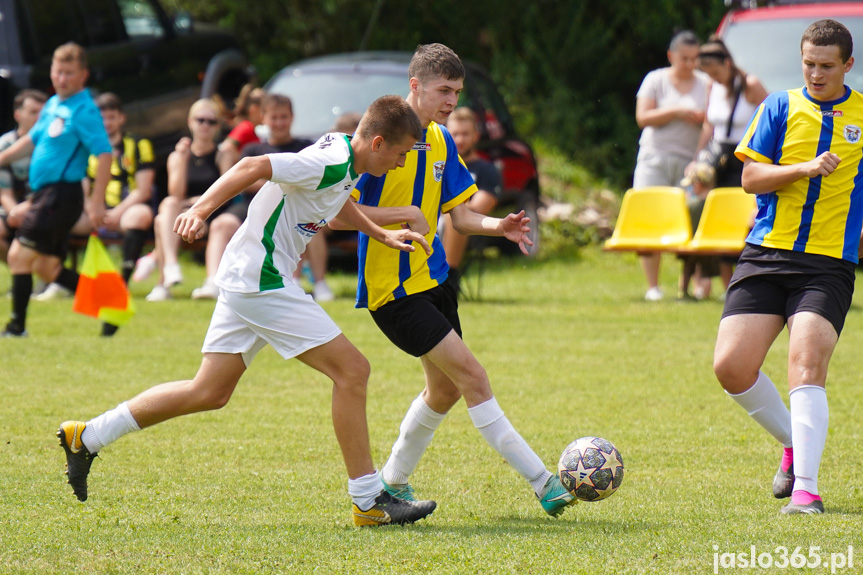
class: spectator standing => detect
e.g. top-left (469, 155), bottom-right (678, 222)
top-left (0, 89), bottom-right (46, 263)
top-left (713, 20), bottom-right (863, 515)
top-left (634, 30), bottom-right (709, 301)
top-left (442, 106), bottom-right (501, 294)
top-left (0, 42), bottom-right (112, 337)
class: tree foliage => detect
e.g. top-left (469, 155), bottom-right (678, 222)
top-left (164, 0), bottom-right (727, 189)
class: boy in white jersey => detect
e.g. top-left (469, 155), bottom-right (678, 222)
top-left (56, 95), bottom-right (438, 527)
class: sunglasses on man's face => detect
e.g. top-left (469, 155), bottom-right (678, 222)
top-left (194, 117), bottom-right (218, 126)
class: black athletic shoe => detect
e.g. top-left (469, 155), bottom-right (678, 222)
top-left (57, 421), bottom-right (97, 502)
top-left (781, 499), bottom-right (824, 515)
top-left (773, 464), bottom-right (794, 499)
top-left (352, 490), bottom-right (436, 527)
top-left (2, 322), bottom-right (27, 337)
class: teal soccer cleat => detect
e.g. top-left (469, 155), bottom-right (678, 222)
top-left (538, 473), bottom-right (578, 517)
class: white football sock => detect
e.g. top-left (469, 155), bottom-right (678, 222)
top-left (81, 401), bottom-right (141, 453)
top-left (727, 371), bottom-right (793, 447)
top-left (382, 394), bottom-right (446, 486)
top-left (467, 397), bottom-right (551, 496)
top-left (348, 470), bottom-right (382, 511)
top-left (790, 385), bottom-right (828, 496)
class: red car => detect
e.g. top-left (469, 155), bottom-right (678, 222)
top-left (717, 0), bottom-right (863, 93)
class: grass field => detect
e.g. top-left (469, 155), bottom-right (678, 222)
top-left (1, 249), bottom-right (862, 574)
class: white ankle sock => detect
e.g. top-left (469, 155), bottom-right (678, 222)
top-left (382, 394), bottom-right (446, 486)
top-left (727, 371), bottom-right (792, 447)
top-left (467, 397), bottom-right (551, 496)
top-left (790, 385), bottom-right (828, 496)
top-left (348, 470), bottom-right (382, 511)
top-left (81, 402), bottom-right (141, 453)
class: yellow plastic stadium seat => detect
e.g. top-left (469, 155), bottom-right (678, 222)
top-left (604, 187), bottom-right (692, 251)
top-left (682, 187), bottom-right (756, 254)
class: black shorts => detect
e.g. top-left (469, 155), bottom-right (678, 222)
top-left (16, 182), bottom-right (84, 257)
top-left (722, 244), bottom-right (856, 335)
top-left (369, 277), bottom-right (462, 357)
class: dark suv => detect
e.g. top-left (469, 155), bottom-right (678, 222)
top-left (0, 0), bottom-right (250, 157)
top-left (718, 0), bottom-right (863, 92)
top-left (264, 52), bottom-right (541, 254)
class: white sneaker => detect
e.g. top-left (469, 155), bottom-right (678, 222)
top-left (146, 284), bottom-right (172, 302)
top-left (132, 252), bottom-right (157, 283)
top-left (32, 283), bottom-right (73, 301)
top-left (313, 280), bottom-right (335, 302)
top-left (163, 263), bottom-right (183, 287)
top-left (644, 287), bottom-right (664, 302)
top-left (191, 278), bottom-right (219, 300)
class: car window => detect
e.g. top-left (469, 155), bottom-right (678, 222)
top-left (724, 16), bottom-right (863, 93)
top-left (117, 0), bottom-right (165, 38)
top-left (267, 70), bottom-right (409, 139)
top-left (78, 0), bottom-right (126, 46)
top-left (17, 0), bottom-right (87, 58)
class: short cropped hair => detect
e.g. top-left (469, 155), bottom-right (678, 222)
top-left (802, 19), bottom-right (853, 62)
top-left (669, 30), bottom-right (699, 52)
top-left (96, 92), bottom-right (123, 112)
top-left (53, 42), bottom-right (87, 67)
top-left (408, 43), bottom-right (465, 83)
top-left (357, 95), bottom-right (422, 144)
top-left (262, 92), bottom-right (293, 115)
top-left (14, 89), bottom-right (47, 110)
top-left (448, 106), bottom-right (478, 131)
top-left (188, 98), bottom-right (219, 121)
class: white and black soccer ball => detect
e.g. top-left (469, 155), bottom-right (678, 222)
top-left (558, 436), bottom-right (624, 501)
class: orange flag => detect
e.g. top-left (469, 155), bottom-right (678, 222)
top-left (73, 235), bottom-right (136, 326)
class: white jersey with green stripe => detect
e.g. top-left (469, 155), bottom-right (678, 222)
top-left (214, 133), bottom-right (359, 293)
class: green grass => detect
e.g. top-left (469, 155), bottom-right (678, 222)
top-left (2, 250), bottom-right (862, 574)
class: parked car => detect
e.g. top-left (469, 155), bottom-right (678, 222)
top-left (0, 0), bottom-right (251, 159)
top-left (264, 51), bottom-right (541, 256)
top-left (717, 0), bottom-right (863, 93)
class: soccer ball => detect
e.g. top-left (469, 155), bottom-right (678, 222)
top-left (558, 436), bottom-right (624, 501)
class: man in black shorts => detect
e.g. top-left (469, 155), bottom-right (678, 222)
top-left (713, 20), bottom-right (862, 515)
top-left (0, 43), bottom-right (111, 336)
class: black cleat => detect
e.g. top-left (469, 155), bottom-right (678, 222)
top-left (352, 490), bottom-right (436, 527)
top-left (772, 463), bottom-right (794, 499)
top-left (57, 421), bottom-right (97, 502)
top-left (781, 499), bottom-right (824, 515)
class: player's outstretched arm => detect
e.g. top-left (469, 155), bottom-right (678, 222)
top-left (336, 199), bottom-right (430, 254)
top-left (330, 199), bottom-right (431, 236)
top-left (174, 155), bottom-right (273, 242)
top-left (449, 204), bottom-right (533, 256)
top-left (741, 153), bottom-right (841, 195)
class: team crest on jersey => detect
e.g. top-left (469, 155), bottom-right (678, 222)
top-left (433, 160), bottom-right (445, 182)
top-left (296, 220), bottom-right (325, 237)
top-left (48, 117), bottom-right (65, 138)
top-left (413, 142), bottom-right (431, 151)
top-left (845, 125), bottom-right (861, 144)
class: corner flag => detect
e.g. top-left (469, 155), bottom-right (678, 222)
top-left (72, 235), bottom-right (136, 326)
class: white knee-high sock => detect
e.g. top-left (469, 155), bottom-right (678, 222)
top-left (468, 397), bottom-right (551, 496)
top-left (348, 470), bottom-right (382, 511)
top-left (81, 402), bottom-right (141, 453)
top-left (790, 385), bottom-right (828, 495)
top-left (727, 371), bottom-right (793, 447)
top-left (382, 394), bottom-right (446, 486)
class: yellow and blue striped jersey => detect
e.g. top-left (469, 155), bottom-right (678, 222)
top-left (736, 86), bottom-right (863, 263)
top-left (352, 121), bottom-right (477, 310)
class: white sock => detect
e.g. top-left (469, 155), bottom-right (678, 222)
top-left (348, 470), bottom-right (382, 511)
top-left (81, 402), bottom-right (141, 453)
top-left (727, 371), bottom-right (793, 447)
top-left (467, 397), bottom-right (551, 496)
top-left (790, 385), bottom-right (828, 495)
top-left (382, 394), bottom-right (446, 486)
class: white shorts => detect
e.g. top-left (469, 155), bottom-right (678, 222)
top-left (633, 149), bottom-right (690, 189)
top-left (202, 284), bottom-right (341, 367)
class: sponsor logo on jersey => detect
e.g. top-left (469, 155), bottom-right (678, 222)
top-left (433, 160), bottom-right (445, 182)
top-left (297, 220), bottom-right (325, 237)
top-left (48, 117), bottom-right (65, 138)
top-left (319, 134), bottom-right (335, 149)
top-left (845, 124), bottom-right (861, 144)
top-left (412, 142), bottom-right (431, 151)
top-left (820, 109), bottom-right (843, 117)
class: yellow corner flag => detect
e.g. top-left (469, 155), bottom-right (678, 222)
top-left (72, 235), bottom-right (136, 326)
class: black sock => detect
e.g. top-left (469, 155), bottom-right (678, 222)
top-left (121, 229), bottom-right (147, 284)
top-left (10, 274), bottom-right (32, 331)
top-left (54, 267), bottom-right (79, 292)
